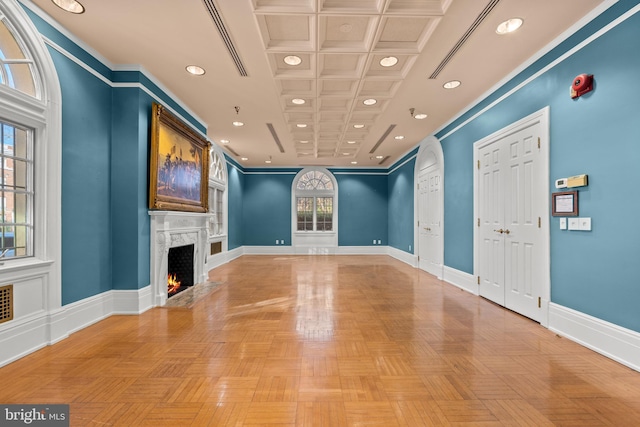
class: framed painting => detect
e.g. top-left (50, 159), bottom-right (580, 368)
top-left (149, 103), bottom-right (210, 212)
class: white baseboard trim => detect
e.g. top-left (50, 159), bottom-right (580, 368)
top-left (243, 246), bottom-right (295, 255)
top-left (387, 246), bottom-right (418, 267)
top-left (442, 265), bottom-right (477, 295)
top-left (336, 246), bottom-right (387, 255)
top-left (0, 286), bottom-right (153, 368)
top-left (549, 303), bottom-right (640, 372)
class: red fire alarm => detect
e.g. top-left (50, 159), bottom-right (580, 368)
top-left (570, 73), bottom-right (593, 99)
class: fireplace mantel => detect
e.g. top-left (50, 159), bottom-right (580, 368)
top-left (149, 211), bottom-right (209, 307)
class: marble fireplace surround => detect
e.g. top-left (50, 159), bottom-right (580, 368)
top-left (149, 211), bottom-right (209, 307)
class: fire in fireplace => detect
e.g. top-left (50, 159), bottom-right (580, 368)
top-left (167, 244), bottom-right (194, 298)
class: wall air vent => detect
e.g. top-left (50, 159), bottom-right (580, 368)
top-left (202, 0), bottom-right (248, 77)
top-left (429, 0), bottom-right (501, 79)
top-left (267, 123), bottom-right (285, 153)
top-left (0, 284), bottom-right (13, 324)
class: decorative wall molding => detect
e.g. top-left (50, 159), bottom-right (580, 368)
top-left (549, 303), bottom-right (640, 372)
top-left (442, 265), bottom-right (477, 295)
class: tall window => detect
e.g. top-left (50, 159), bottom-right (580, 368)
top-left (0, 121), bottom-right (32, 259)
top-left (0, 11), bottom-right (39, 261)
top-left (208, 148), bottom-right (227, 237)
top-left (295, 169), bottom-right (335, 232)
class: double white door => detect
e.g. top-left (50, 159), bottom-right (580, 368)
top-left (476, 115), bottom-right (548, 322)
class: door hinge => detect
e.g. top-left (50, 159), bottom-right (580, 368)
top-left (538, 297), bottom-right (541, 308)
top-left (477, 276), bottom-right (480, 285)
top-left (417, 256), bottom-right (420, 261)
top-left (538, 217), bottom-right (541, 228)
top-left (538, 137), bottom-right (541, 149)
top-left (417, 183), bottom-right (420, 190)
top-left (477, 160), bottom-right (480, 170)
top-left (477, 218), bottom-right (480, 227)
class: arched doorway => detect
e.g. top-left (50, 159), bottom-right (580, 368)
top-left (414, 136), bottom-right (444, 278)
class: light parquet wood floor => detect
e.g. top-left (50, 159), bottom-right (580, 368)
top-left (2, 255), bottom-right (640, 426)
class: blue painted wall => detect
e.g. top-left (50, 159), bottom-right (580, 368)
top-left (52, 47), bottom-right (113, 305)
top-left (436, 0), bottom-right (640, 332)
top-left (242, 173), bottom-right (295, 245)
top-left (388, 154), bottom-right (416, 253)
top-left (336, 173), bottom-right (388, 246)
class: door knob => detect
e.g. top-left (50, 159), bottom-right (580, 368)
top-left (493, 229), bottom-right (504, 234)
top-left (504, 229), bottom-right (511, 235)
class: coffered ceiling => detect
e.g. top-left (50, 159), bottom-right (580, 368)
top-left (26, 0), bottom-right (607, 167)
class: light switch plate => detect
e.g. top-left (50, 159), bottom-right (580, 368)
top-left (560, 218), bottom-right (567, 230)
top-left (568, 218), bottom-right (580, 230)
top-left (579, 217), bottom-right (592, 231)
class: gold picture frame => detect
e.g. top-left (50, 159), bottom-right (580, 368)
top-left (149, 103), bottom-right (209, 212)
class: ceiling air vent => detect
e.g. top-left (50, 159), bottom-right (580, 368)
top-left (267, 123), bottom-right (285, 153)
top-left (369, 124), bottom-right (396, 154)
top-left (202, 0), bottom-right (248, 77)
top-left (429, 0), bottom-right (501, 79)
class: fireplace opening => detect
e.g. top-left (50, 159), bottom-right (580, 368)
top-left (167, 244), bottom-right (194, 298)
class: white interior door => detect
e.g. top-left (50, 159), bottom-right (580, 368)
top-left (419, 165), bottom-right (442, 277)
top-left (476, 116), bottom-right (547, 322)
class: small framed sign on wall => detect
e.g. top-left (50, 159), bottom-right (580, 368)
top-left (551, 190), bottom-right (578, 216)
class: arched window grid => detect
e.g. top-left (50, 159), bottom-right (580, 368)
top-left (0, 12), bottom-right (40, 99)
top-left (294, 169), bottom-right (336, 233)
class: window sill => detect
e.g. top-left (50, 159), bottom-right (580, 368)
top-left (294, 231), bottom-right (336, 236)
top-left (0, 257), bottom-right (54, 274)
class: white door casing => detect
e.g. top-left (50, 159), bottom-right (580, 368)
top-left (474, 107), bottom-right (550, 324)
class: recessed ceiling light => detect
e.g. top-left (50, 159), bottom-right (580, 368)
top-left (343, 152), bottom-right (350, 156)
top-left (379, 56), bottom-right (398, 67)
top-left (51, 0), bottom-right (84, 14)
top-left (232, 121), bottom-right (244, 127)
top-left (296, 123), bottom-right (307, 128)
top-left (414, 113), bottom-right (428, 120)
top-left (351, 161), bottom-right (358, 165)
top-left (346, 140), bottom-right (356, 144)
top-left (300, 140), bottom-right (309, 144)
top-left (185, 65), bottom-right (205, 76)
top-left (340, 23), bottom-right (353, 33)
top-left (363, 98), bottom-right (377, 106)
top-left (284, 55), bottom-right (302, 66)
top-left (220, 139), bottom-right (230, 144)
top-left (394, 135), bottom-right (404, 140)
top-left (443, 80), bottom-right (461, 89)
top-left (496, 18), bottom-right (523, 35)
top-left (241, 157), bottom-right (248, 161)
top-left (353, 124), bottom-right (365, 129)
top-left (265, 160), bottom-right (272, 164)
top-left (292, 98), bottom-right (305, 105)
top-left (375, 155), bottom-right (384, 159)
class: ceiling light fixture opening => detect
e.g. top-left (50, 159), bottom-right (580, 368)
top-left (496, 18), bottom-right (523, 35)
top-left (300, 140), bottom-right (309, 144)
top-left (347, 140), bottom-right (356, 144)
top-left (394, 135), bottom-right (404, 140)
top-left (292, 98), bottom-right (305, 105)
top-left (52, 0), bottom-right (85, 14)
top-left (220, 139), bottom-right (230, 144)
top-left (414, 113), bottom-right (428, 120)
top-left (296, 123), bottom-right (307, 128)
top-left (241, 157), bottom-right (248, 161)
top-left (380, 56), bottom-right (398, 67)
top-left (232, 121), bottom-right (244, 127)
top-left (284, 55), bottom-right (302, 66)
top-left (363, 98), bottom-right (377, 106)
top-left (185, 65), bottom-right (206, 76)
top-left (353, 124), bottom-right (365, 129)
top-left (443, 80), bottom-right (461, 89)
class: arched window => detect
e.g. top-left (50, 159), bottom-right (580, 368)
top-left (295, 169), bottom-right (335, 232)
top-left (0, 0), bottom-right (62, 342)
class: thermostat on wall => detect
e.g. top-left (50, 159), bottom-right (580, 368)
top-left (555, 178), bottom-right (567, 189)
